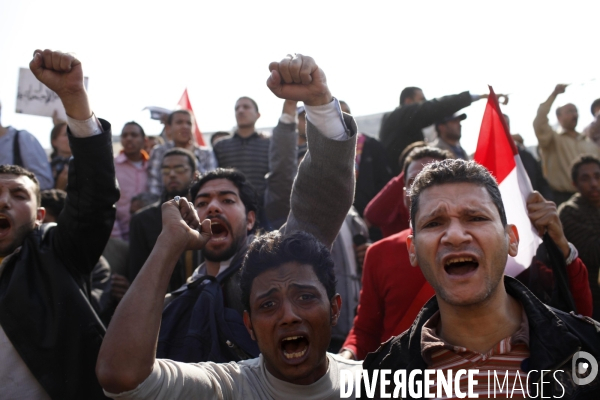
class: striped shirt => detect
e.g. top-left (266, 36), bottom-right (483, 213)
top-left (421, 310), bottom-right (530, 399)
top-left (213, 132), bottom-right (270, 206)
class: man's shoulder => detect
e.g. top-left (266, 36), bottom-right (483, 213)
top-left (328, 352), bottom-right (363, 371)
top-left (558, 194), bottom-right (585, 215)
top-left (131, 201), bottom-right (161, 220)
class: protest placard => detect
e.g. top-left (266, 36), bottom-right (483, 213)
top-left (15, 67), bottom-right (88, 120)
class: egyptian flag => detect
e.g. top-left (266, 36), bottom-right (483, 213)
top-left (473, 87), bottom-right (541, 277)
top-left (178, 88), bottom-right (206, 146)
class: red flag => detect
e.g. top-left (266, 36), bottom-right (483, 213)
top-left (474, 86), bottom-right (540, 276)
top-left (178, 88), bottom-right (206, 146)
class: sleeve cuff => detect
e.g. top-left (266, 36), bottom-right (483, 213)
top-left (279, 113), bottom-right (296, 124)
top-left (67, 113), bottom-right (103, 138)
top-left (565, 242), bottom-right (579, 265)
top-left (304, 98), bottom-right (349, 141)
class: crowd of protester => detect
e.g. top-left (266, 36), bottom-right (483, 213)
top-left (0, 48), bottom-right (599, 399)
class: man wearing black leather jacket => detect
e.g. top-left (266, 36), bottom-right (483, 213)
top-left (0, 50), bottom-right (118, 399)
top-left (364, 159), bottom-right (600, 399)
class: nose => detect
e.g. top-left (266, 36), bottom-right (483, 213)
top-left (0, 190), bottom-right (10, 210)
top-left (441, 218), bottom-right (471, 248)
top-left (279, 298), bottom-right (302, 326)
top-left (206, 198), bottom-right (223, 216)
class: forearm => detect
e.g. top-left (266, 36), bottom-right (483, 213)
top-left (97, 231), bottom-right (185, 394)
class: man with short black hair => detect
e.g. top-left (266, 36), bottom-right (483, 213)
top-left (534, 84), bottom-right (600, 205)
top-left (113, 121), bottom-right (149, 240)
top-left (97, 52), bottom-right (361, 398)
top-left (0, 49), bottom-right (119, 399)
top-left (148, 110), bottom-right (216, 195)
top-left (364, 159), bottom-right (600, 397)
top-left (559, 154), bottom-right (600, 320)
top-left (129, 147), bottom-right (200, 291)
top-left (379, 87), bottom-right (491, 174)
top-left (213, 96), bottom-right (271, 228)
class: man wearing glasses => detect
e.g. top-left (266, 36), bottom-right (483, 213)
top-left (129, 147), bottom-right (200, 291)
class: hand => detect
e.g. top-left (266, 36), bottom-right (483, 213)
top-left (267, 54), bottom-right (332, 106)
top-left (497, 94), bottom-right (509, 105)
top-left (526, 191), bottom-right (570, 259)
top-left (553, 84), bottom-right (568, 95)
top-left (29, 49), bottom-right (91, 120)
top-left (354, 242), bottom-right (371, 269)
top-left (110, 274), bottom-right (130, 304)
top-left (160, 198), bottom-right (212, 252)
top-left (339, 349), bottom-right (356, 360)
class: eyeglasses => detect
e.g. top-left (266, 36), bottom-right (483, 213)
top-left (161, 166), bottom-right (190, 175)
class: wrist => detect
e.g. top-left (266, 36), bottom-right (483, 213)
top-left (304, 90), bottom-right (333, 107)
top-left (61, 90), bottom-right (92, 120)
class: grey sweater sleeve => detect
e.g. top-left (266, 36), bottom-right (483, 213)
top-left (280, 113), bottom-right (357, 248)
top-left (264, 119), bottom-right (298, 229)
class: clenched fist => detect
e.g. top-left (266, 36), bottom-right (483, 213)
top-left (29, 49), bottom-right (91, 120)
top-left (266, 54), bottom-right (332, 106)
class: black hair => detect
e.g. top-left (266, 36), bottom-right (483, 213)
top-left (0, 164), bottom-right (41, 205)
top-left (402, 146), bottom-right (452, 179)
top-left (237, 96), bottom-right (259, 113)
top-left (210, 131), bottom-right (231, 147)
top-left (240, 230), bottom-right (336, 313)
top-left (409, 159), bottom-right (507, 232)
top-left (591, 98), bottom-right (600, 116)
top-left (162, 147), bottom-right (197, 171)
top-left (190, 167), bottom-right (258, 222)
top-left (400, 87), bottom-right (422, 106)
top-left (167, 109), bottom-right (192, 126)
top-left (123, 121), bottom-right (146, 137)
top-left (571, 154), bottom-right (600, 184)
top-left (398, 141), bottom-right (427, 170)
top-left (40, 189), bottom-right (66, 219)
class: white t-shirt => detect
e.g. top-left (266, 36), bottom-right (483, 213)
top-left (105, 353), bottom-right (362, 400)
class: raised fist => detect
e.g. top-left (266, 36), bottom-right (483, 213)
top-left (266, 54), bottom-right (332, 106)
top-left (29, 49), bottom-right (91, 120)
top-left (554, 84), bottom-right (568, 95)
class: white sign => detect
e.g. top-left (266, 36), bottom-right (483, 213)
top-left (15, 67), bottom-right (88, 120)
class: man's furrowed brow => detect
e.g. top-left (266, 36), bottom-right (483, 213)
top-left (255, 287), bottom-right (278, 301)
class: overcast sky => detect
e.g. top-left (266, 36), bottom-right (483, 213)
top-left (1, 0), bottom-right (598, 155)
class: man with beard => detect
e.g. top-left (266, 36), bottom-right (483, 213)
top-left (145, 53), bottom-right (357, 367)
top-left (128, 148), bottom-right (199, 291)
top-left (534, 84), bottom-right (600, 205)
top-left (0, 49), bottom-right (119, 399)
top-left (431, 113), bottom-right (469, 160)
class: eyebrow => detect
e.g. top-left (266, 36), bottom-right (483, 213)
top-left (196, 190), bottom-right (239, 199)
top-left (160, 163), bottom-right (187, 168)
top-left (254, 283), bottom-right (320, 301)
top-left (420, 205), bottom-right (490, 221)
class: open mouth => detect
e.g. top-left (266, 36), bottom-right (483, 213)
top-left (209, 220), bottom-right (230, 242)
top-left (0, 216), bottom-right (11, 237)
top-left (444, 257), bottom-right (479, 276)
top-left (281, 336), bottom-right (309, 360)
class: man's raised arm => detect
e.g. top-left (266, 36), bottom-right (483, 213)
top-left (30, 49), bottom-right (119, 276)
top-left (97, 199), bottom-right (211, 394)
top-left (267, 54), bottom-right (357, 248)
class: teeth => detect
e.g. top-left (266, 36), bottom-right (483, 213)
top-left (282, 336), bottom-right (303, 341)
top-left (211, 221), bottom-right (221, 226)
top-left (283, 347), bottom-right (307, 359)
top-left (445, 257), bottom-right (474, 266)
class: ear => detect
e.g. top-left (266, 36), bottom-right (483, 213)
top-left (243, 311), bottom-right (256, 341)
top-left (329, 294), bottom-right (342, 326)
top-left (246, 210), bottom-right (256, 232)
top-left (406, 235), bottom-right (418, 266)
top-left (36, 207), bottom-right (46, 226)
top-left (507, 224), bottom-right (519, 257)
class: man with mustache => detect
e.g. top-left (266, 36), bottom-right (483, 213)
top-left (533, 84), bottom-right (600, 206)
top-left (97, 52), bottom-right (360, 398)
top-left (0, 50), bottom-right (119, 399)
